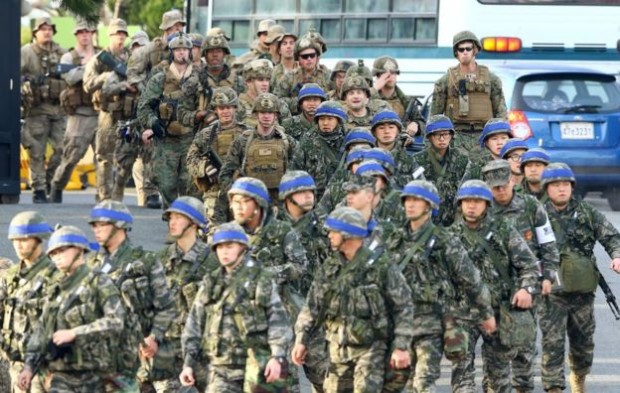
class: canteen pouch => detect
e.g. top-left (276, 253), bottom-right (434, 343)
top-left (498, 303), bottom-right (535, 348)
top-left (559, 251), bottom-right (599, 293)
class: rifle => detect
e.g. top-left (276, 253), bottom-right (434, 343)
top-left (403, 97), bottom-right (425, 154)
top-left (48, 63), bottom-right (78, 78)
top-left (595, 266), bottom-right (620, 320)
top-left (97, 50), bottom-right (127, 78)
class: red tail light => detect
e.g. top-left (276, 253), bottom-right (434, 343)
top-left (508, 110), bottom-right (534, 140)
top-left (482, 37), bottom-right (522, 52)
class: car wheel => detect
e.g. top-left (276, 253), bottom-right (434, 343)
top-left (0, 194), bottom-right (19, 204)
top-left (607, 188), bottom-right (620, 211)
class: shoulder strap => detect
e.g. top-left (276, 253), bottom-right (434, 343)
top-left (397, 224), bottom-right (435, 272)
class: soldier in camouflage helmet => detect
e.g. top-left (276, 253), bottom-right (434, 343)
top-left (180, 221), bottom-right (292, 392)
top-left (499, 138), bottom-right (529, 188)
top-left (187, 87), bottom-right (252, 225)
top-left (293, 206), bottom-right (414, 392)
top-left (520, 148), bottom-right (550, 201)
top-left (265, 25), bottom-right (298, 66)
top-left (18, 226), bottom-right (125, 392)
top-left (187, 33), bottom-right (204, 67)
top-left (219, 93), bottom-right (296, 199)
top-left (430, 30), bottom-right (507, 152)
top-left (413, 114), bottom-right (472, 226)
top-left (87, 201), bottom-right (177, 392)
top-left (383, 181), bottom-right (494, 392)
top-left (199, 34), bottom-right (235, 106)
top-left (538, 163), bottom-right (620, 393)
top-left (151, 196), bottom-right (214, 392)
top-left (327, 60), bottom-right (354, 100)
top-left (483, 159), bottom-right (560, 393)
top-left (270, 26), bottom-right (300, 86)
top-left (341, 75), bottom-right (384, 131)
top-left (290, 100), bottom-right (347, 199)
top-left (232, 19), bottom-right (275, 72)
top-left (2, 212), bottom-right (56, 393)
top-left (450, 180), bottom-right (539, 393)
top-left (468, 118), bottom-right (513, 179)
top-left (282, 83), bottom-right (326, 141)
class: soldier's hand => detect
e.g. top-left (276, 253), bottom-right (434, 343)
top-left (611, 258), bottom-right (620, 274)
top-left (291, 344), bottom-right (307, 366)
top-left (179, 367), bottom-right (195, 386)
top-left (264, 357), bottom-right (282, 383)
top-left (389, 348), bottom-right (411, 370)
top-left (512, 288), bottom-right (533, 309)
top-left (141, 335), bottom-right (158, 358)
top-left (480, 316), bottom-right (497, 335)
top-left (541, 279), bottom-right (553, 295)
top-left (18, 369), bottom-right (33, 391)
top-left (374, 72), bottom-right (391, 91)
top-left (125, 83), bottom-right (137, 94)
top-left (406, 122), bottom-right (419, 136)
top-left (194, 110), bottom-right (208, 122)
top-left (142, 129), bottom-right (155, 144)
top-left (53, 329), bottom-right (76, 345)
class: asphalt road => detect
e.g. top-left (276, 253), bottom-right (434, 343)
top-left (1, 189), bottom-right (619, 392)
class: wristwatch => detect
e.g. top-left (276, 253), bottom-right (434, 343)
top-left (272, 356), bottom-right (286, 364)
top-left (522, 285), bottom-right (537, 295)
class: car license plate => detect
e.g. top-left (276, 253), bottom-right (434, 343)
top-left (560, 122), bottom-right (594, 139)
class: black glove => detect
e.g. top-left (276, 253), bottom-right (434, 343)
top-left (151, 119), bottom-right (166, 139)
top-left (47, 339), bottom-right (73, 361)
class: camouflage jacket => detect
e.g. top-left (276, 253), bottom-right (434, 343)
top-left (378, 85), bottom-right (426, 133)
top-left (466, 148), bottom-right (495, 180)
top-left (450, 214), bottom-right (539, 310)
top-left (520, 180), bottom-right (548, 204)
top-left (157, 240), bottom-right (216, 339)
top-left (386, 219), bottom-right (494, 331)
top-left (21, 41), bottom-right (67, 115)
top-left (83, 47), bottom-right (130, 97)
top-left (88, 239), bottom-right (176, 341)
top-left (374, 187), bottom-right (407, 228)
top-left (271, 62), bottom-right (299, 87)
top-left (237, 92), bottom-right (291, 129)
top-left (316, 170), bottom-right (354, 219)
top-left (25, 264), bottom-right (124, 372)
top-left (281, 113), bottom-right (315, 141)
top-left (0, 255), bottom-right (58, 361)
top-left (413, 147), bottom-right (471, 226)
top-left (182, 255), bottom-right (292, 368)
top-left (126, 37), bottom-right (169, 92)
top-left (344, 106), bottom-right (374, 132)
top-left (295, 246), bottom-right (414, 362)
top-left (272, 64), bottom-right (331, 114)
top-left (492, 193), bottom-right (560, 280)
top-left (385, 141), bottom-right (426, 190)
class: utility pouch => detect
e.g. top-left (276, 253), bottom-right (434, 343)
top-left (498, 303), bottom-right (535, 348)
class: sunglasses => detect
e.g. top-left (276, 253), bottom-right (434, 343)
top-left (457, 46), bottom-right (474, 53)
top-left (299, 52), bottom-right (317, 60)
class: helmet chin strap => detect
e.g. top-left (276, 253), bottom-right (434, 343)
top-left (61, 248), bottom-right (82, 275)
top-left (170, 221), bottom-right (194, 240)
top-left (408, 208), bottom-right (431, 223)
top-left (287, 196), bottom-right (313, 213)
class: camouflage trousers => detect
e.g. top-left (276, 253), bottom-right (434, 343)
top-left (324, 341), bottom-right (386, 393)
top-left (509, 301), bottom-right (539, 393)
top-left (102, 372), bottom-right (140, 393)
top-left (152, 134), bottom-right (201, 209)
top-left (22, 113), bottom-right (67, 191)
top-left (303, 329), bottom-right (329, 393)
top-left (206, 365), bottom-right (244, 393)
top-left (96, 112), bottom-right (118, 201)
top-left (112, 139), bottom-right (157, 203)
top-left (42, 370), bottom-right (104, 393)
top-left (452, 130), bottom-right (482, 157)
top-left (539, 292), bottom-right (595, 391)
top-left (51, 112), bottom-right (98, 190)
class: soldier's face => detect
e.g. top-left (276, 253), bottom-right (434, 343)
top-left (506, 149), bottom-right (526, 174)
top-left (346, 89), bottom-right (368, 110)
top-left (461, 198), bottom-right (487, 222)
top-left (110, 32), bottom-right (128, 49)
top-left (12, 238), bottom-right (40, 261)
top-left (346, 188), bottom-right (373, 210)
top-left (168, 212), bottom-right (193, 237)
top-left (216, 242), bottom-right (246, 266)
top-left (298, 49), bottom-right (318, 72)
top-left (546, 181), bottom-right (573, 206)
top-left (173, 48), bottom-right (190, 64)
top-left (215, 105), bottom-right (235, 124)
top-left (334, 72), bottom-right (346, 90)
top-left (328, 231), bottom-right (344, 251)
top-left (167, 23), bottom-right (185, 35)
top-left (491, 180), bottom-right (514, 206)
top-left (301, 97), bottom-right (322, 118)
top-left (35, 25), bottom-right (54, 44)
top-left (318, 116), bottom-right (339, 133)
top-left (257, 112), bottom-right (277, 130)
top-left (251, 78), bottom-right (271, 94)
top-left (485, 134), bottom-right (510, 156)
top-left (75, 30), bottom-right (93, 47)
top-left (49, 246), bottom-right (82, 273)
top-left (403, 197), bottom-right (430, 220)
top-left (456, 41), bottom-right (477, 65)
top-left (429, 131), bottom-right (452, 150)
top-left (258, 32), bottom-right (269, 45)
top-left (523, 162), bottom-right (546, 184)
top-left (279, 37), bottom-right (295, 59)
top-left (290, 190), bottom-right (315, 212)
top-left (206, 48), bottom-right (225, 66)
top-left (374, 123), bottom-right (399, 145)
top-left (231, 195), bottom-right (259, 224)
top-left (90, 222), bottom-right (115, 245)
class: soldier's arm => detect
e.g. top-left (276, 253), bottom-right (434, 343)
top-left (177, 77), bottom-right (202, 127)
top-left (186, 129), bottom-right (211, 178)
top-left (83, 56), bottom-right (107, 94)
top-left (71, 277), bottom-right (125, 338)
top-left (289, 141), bottom-right (307, 170)
top-left (60, 52), bottom-right (84, 86)
top-left (20, 45), bottom-right (34, 77)
top-left (590, 203), bottom-right (620, 259)
top-left (384, 264), bottom-right (414, 350)
top-left (23, 319), bottom-right (47, 372)
top-left (265, 281), bottom-right (293, 358)
top-left (430, 75), bottom-right (448, 116)
top-left (217, 134), bottom-right (245, 189)
top-left (279, 228), bottom-right (308, 282)
top-left (506, 224), bottom-right (539, 288)
top-left (146, 257), bottom-right (177, 342)
top-left (182, 282), bottom-right (207, 369)
top-left (532, 201), bottom-right (561, 277)
top-left (126, 45), bottom-right (150, 92)
top-left (136, 74), bottom-right (164, 129)
top-left (489, 73), bottom-right (507, 119)
top-left (294, 275), bottom-right (323, 346)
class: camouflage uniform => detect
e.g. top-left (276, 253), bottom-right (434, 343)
top-left (182, 222), bottom-right (293, 392)
top-left (295, 207), bottom-right (414, 392)
top-left (281, 83), bottom-right (326, 141)
top-left (23, 226), bottom-right (124, 392)
top-left (198, 34), bottom-right (235, 109)
top-left (20, 18), bottom-right (67, 202)
top-left (519, 148), bottom-right (550, 203)
top-left (467, 118), bottom-right (513, 179)
top-left (450, 181), bottom-right (539, 393)
top-left (430, 31), bottom-right (507, 152)
top-left (341, 76), bottom-right (379, 132)
top-left (413, 115), bottom-right (472, 226)
top-left (539, 163), bottom-right (620, 392)
top-left (231, 19), bottom-right (275, 85)
top-left (325, 60), bottom-right (354, 101)
top-left (384, 181), bottom-right (493, 393)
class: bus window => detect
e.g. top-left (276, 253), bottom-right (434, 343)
top-left (213, 0), bottom-right (250, 16)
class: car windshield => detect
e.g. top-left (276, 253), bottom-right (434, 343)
top-left (513, 73), bottom-right (620, 114)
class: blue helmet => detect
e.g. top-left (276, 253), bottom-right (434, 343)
top-left (401, 180), bottom-right (440, 210)
top-left (324, 207), bottom-right (368, 239)
top-left (279, 170), bottom-right (316, 200)
top-left (298, 83), bottom-right (327, 103)
top-left (211, 222), bottom-right (249, 250)
top-left (425, 114), bottom-right (454, 138)
top-left (541, 162), bottom-right (576, 188)
top-left (354, 160), bottom-right (389, 183)
top-left (163, 196), bottom-right (207, 227)
top-left (47, 226), bottom-right (91, 255)
top-left (228, 177), bottom-right (271, 210)
top-left (479, 119), bottom-right (512, 148)
top-left (499, 138), bottom-right (529, 159)
top-left (89, 200), bottom-right (133, 229)
top-left (371, 110), bottom-right (403, 132)
top-left (520, 148), bottom-right (550, 171)
top-left (8, 211), bottom-right (53, 240)
top-left (314, 101), bottom-right (348, 124)
top-left (456, 180), bottom-right (493, 204)
top-left (343, 128), bottom-right (376, 149)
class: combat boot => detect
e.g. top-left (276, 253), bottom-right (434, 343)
top-left (33, 190), bottom-right (48, 204)
top-left (49, 185), bottom-right (62, 203)
top-left (146, 194), bottom-right (162, 209)
top-left (569, 372), bottom-right (586, 393)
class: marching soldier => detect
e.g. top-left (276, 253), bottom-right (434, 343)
top-left (520, 148), bottom-right (550, 201)
top-left (499, 138), bottom-right (530, 189)
top-left (282, 83), bottom-right (326, 141)
top-left (198, 34), bottom-right (235, 111)
top-left (468, 118), bottom-right (513, 179)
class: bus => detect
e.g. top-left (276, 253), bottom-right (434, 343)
top-left (186, 0), bottom-right (620, 97)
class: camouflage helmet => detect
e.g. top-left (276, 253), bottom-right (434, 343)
top-left (279, 170), bottom-right (316, 200)
top-left (371, 110), bottom-right (403, 133)
top-left (479, 118), bottom-right (512, 147)
top-left (265, 24), bottom-right (297, 45)
top-left (211, 222), bottom-right (249, 250)
top-left (372, 56), bottom-right (400, 76)
top-left (201, 34), bottom-right (231, 55)
top-left (453, 30), bottom-right (482, 54)
top-left (345, 145), bottom-right (372, 168)
top-left (298, 83), bottom-right (327, 103)
top-left (343, 129), bottom-right (376, 150)
top-left (207, 27), bottom-right (231, 41)
top-left (541, 162), bottom-right (576, 188)
top-left (343, 172), bottom-right (377, 193)
top-left (301, 28), bottom-right (328, 54)
top-left (89, 200), bottom-right (133, 229)
top-left (169, 34), bottom-right (193, 50)
top-left (8, 211), bottom-right (53, 240)
top-left (499, 138), bottom-right (529, 159)
top-left (354, 160), bottom-right (389, 184)
top-left (159, 9), bottom-right (185, 31)
top-left (341, 75), bottom-right (371, 100)
top-left (324, 207), bottom-right (368, 239)
top-left (456, 180), bottom-right (493, 205)
top-left (330, 60), bottom-right (354, 81)
top-left (401, 180), bottom-right (440, 210)
top-left (73, 18), bottom-right (97, 35)
top-left (243, 59), bottom-right (273, 81)
top-left (32, 17), bottom-right (56, 35)
top-left (188, 33), bottom-right (204, 48)
top-left (294, 36), bottom-right (322, 59)
top-left (257, 19), bottom-right (276, 35)
top-left (228, 177), bottom-right (271, 211)
top-left (163, 196), bottom-right (207, 227)
top-left (345, 60), bottom-right (373, 87)
top-left (130, 31), bottom-right (150, 47)
top-left (520, 148), bottom-right (550, 172)
top-left (425, 114), bottom-right (455, 138)
top-left (314, 101), bottom-right (347, 124)
top-left (482, 160), bottom-right (512, 188)
top-left (47, 226), bottom-right (91, 255)
top-left (252, 93), bottom-right (280, 113)
top-left (210, 86), bottom-right (238, 108)
top-left (108, 18), bottom-right (128, 36)
top-left (368, 147), bottom-right (395, 174)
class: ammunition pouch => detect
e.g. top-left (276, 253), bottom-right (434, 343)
top-left (498, 303), bottom-right (536, 348)
top-left (158, 102), bottom-right (175, 122)
top-left (60, 84), bottom-right (92, 115)
top-left (559, 251), bottom-right (599, 294)
top-left (95, 92), bottom-right (137, 120)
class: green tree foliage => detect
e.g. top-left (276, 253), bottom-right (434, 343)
top-left (59, 0), bottom-right (106, 23)
top-left (108, 0), bottom-right (184, 38)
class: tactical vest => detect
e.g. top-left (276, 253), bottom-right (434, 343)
top-left (158, 67), bottom-right (193, 136)
top-left (92, 48), bottom-right (136, 120)
top-left (446, 65), bottom-right (493, 126)
top-left (148, 38), bottom-right (168, 75)
top-left (215, 124), bottom-right (244, 157)
top-left (29, 43), bottom-right (67, 104)
top-left (59, 48), bottom-right (94, 114)
top-left (242, 129), bottom-right (289, 189)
